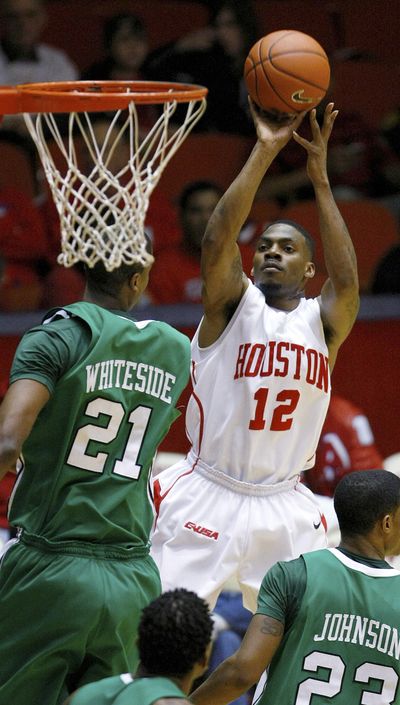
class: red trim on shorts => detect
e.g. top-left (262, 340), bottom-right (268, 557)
top-left (153, 361), bottom-right (206, 526)
top-left (153, 461), bottom-right (198, 526)
top-left (321, 512), bottom-right (328, 533)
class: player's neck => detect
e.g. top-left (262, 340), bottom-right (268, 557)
top-left (256, 283), bottom-right (304, 311)
top-left (134, 665), bottom-right (189, 693)
top-left (83, 287), bottom-right (132, 312)
top-left (339, 536), bottom-right (386, 562)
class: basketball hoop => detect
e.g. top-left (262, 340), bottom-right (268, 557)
top-left (0, 81), bottom-right (207, 270)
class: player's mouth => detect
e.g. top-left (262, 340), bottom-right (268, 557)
top-left (262, 261), bottom-right (283, 271)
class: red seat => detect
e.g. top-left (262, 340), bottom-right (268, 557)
top-left (159, 133), bottom-right (253, 205)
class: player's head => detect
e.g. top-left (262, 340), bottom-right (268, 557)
top-left (84, 234), bottom-right (153, 309)
top-left (138, 588), bottom-right (213, 688)
top-left (334, 469), bottom-right (400, 554)
top-left (179, 181), bottom-right (223, 254)
top-left (252, 219), bottom-right (315, 297)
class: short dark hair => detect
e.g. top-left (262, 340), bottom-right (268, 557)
top-left (334, 469), bottom-right (400, 537)
top-left (138, 588), bottom-right (213, 677)
top-left (85, 233), bottom-right (152, 298)
top-left (263, 219), bottom-right (315, 259)
top-left (179, 180), bottom-right (223, 211)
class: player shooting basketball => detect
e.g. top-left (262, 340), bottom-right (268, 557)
top-left (151, 101), bottom-right (360, 612)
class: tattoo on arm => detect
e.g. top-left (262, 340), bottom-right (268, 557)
top-left (260, 617), bottom-right (284, 637)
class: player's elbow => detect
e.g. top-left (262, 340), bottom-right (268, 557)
top-left (0, 436), bottom-right (20, 472)
top-left (226, 653), bottom-right (263, 691)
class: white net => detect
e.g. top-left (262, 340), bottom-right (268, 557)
top-left (23, 95), bottom-right (206, 270)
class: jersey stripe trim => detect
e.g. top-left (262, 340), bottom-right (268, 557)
top-left (328, 547), bottom-right (400, 577)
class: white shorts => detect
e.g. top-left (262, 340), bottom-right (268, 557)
top-left (150, 456), bottom-right (327, 612)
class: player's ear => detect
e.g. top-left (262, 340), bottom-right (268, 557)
top-left (304, 261), bottom-right (315, 279)
top-left (128, 272), bottom-right (142, 292)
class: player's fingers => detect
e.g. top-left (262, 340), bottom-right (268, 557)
top-left (292, 111), bottom-right (307, 130)
top-left (292, 130), bottom-right (310, 148)
top-left (309, 108), bottom-right (321, 138)
top-left (323, 109), bottom-right (339, 139)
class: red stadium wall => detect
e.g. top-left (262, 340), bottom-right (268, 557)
top-left (1, 318), bottom-right (399, 459)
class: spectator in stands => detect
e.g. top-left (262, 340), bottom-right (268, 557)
top-left (0, 0), bottom-right (78, 134)
top-left (302, 394), bottom-right (384, 549)
top-left (82, 13), bottom-right (149, 82)
top-left (0, 183), bottom-right (48, 311)
top-left (144, 0), bottom-right (259, 135)
top-left (82, 13), bottom-right (157, 134)
top-left (370, 244), bottom-right (400, 294)
top-left (304, 394), bottom-right (383, 497)
top-left (0, 0), bottom-right (78, 85)
top-left (377, 105), bottom-right (400, 222)
top-left (148, 180), bottom-right (254, 305)
top-left (256, 103), bottom-right (396, 208)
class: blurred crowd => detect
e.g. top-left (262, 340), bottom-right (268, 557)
top-left (0, 0), bottom-right (399, 313)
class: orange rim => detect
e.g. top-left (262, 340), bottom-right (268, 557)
top-left (0, 80), bottom-right (208, 114)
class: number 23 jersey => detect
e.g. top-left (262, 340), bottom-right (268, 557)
top-left (187, 281), bottom-right (331, 484)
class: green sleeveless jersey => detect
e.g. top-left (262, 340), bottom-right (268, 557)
top-left (70, 674), bottom-right (186, 705)
top-left (8, 303), bottom-right (190, 546)
top-left (256, 548), bottom-right (400, 705)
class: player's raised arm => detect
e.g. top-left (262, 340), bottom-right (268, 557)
top-left (199, 104), bottom-right (305, 345)
top-left (293, 103), bottom-right (359, 368)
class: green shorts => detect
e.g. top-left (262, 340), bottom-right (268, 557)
top-left (0, 535), bottom-right (161, 705)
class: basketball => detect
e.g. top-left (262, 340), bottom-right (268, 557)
top-left (244, 30), bottom-right (330, 115)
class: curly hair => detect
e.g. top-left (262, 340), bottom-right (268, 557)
top-left (138, 588), bottom-right (213, 677)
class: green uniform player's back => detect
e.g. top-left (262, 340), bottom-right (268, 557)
top-left (8, 302), bottom-right (190, 546)
top-left (70, 674), bottom-right (186, 705)
top-left (257, 548), bottom-right (400, 705)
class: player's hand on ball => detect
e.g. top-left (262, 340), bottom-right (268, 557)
top-left (249, 98), bottom-right (306, 151)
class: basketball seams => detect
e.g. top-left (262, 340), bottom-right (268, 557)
top-left (244, 30), bottom-right (330, 112)
top-left (256, 37), bottom-right (295, 112)
top-left (268, 61), bottom-right (328, 92)
top-left (249, 53), bottom-right (329, 91)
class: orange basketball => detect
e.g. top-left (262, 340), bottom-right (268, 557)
top-left (244, 30), bottom-right (330, 114)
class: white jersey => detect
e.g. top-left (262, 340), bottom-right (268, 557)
top-left (186, 281), bottom-right (331, 484)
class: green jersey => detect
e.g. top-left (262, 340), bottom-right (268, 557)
top-left (256, 548), bottom-right (400, 705)
top-left (8, 302), bottom-right (190, 547)
top-left (70, 674), bottom-right (186, 705)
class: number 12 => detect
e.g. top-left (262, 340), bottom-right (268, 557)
top-left (249, 388), bottom-right (300, 431)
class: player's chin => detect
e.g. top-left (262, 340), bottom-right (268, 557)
top-left (256, 280), bottom-right (282, 297)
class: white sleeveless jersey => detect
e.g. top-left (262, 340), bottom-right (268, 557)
top-left (186, 281), bottom-right (331, 484)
